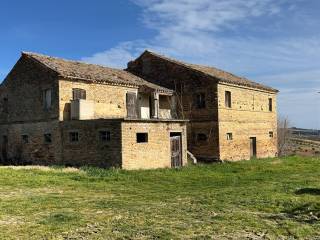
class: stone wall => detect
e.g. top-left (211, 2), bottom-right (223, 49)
top-left (121, 120), bottom-right (187, 170)
top-left (217, 83), bottom-right (278, 161)
top-left (59, 80), bottom-right (138, 121)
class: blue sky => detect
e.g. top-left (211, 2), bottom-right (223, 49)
top-left (1, 0), bottom-right (319, 129)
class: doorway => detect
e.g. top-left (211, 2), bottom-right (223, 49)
top-left (170, 133), bottom-right (182, 168)
top-left (250, 137), bottom-right (257, 159)
top-left (1, 135), bottom-right (8, 163)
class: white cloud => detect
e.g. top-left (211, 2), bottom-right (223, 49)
top-left (82, 0), bottom-right (320, 128)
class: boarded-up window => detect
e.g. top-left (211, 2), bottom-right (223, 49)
top-left (225, 91), bottom-right (231, 108)
top-left (126, 92), bottom-right (137, 118)
top-left (194, 93), bottom-right (206, 109)
top-left (43, 89), bottom-right (52, 109)
top-left (137, 133), bottom-right (148, 143)
top-left (268, 98), bottom-right (272, 112)
top-left (99, 131), bottom-right (111, 142)
top-left (73, 88), bottom-right (86, 100)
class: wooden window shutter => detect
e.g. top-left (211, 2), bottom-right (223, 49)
top-left (126, 92), bottom-right (138, 118)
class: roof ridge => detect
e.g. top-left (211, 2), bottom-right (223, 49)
top-left (22, 51), bottom-right (126, 72)
top-left (143, 50), bottom-right (278, 92)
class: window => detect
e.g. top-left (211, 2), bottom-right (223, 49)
top-left (225, 91), bottom-right (232, 108)
top-left (227, 133), bottom-right (233, 140)
top-left (43, 89), bottom-right (52, 109)
top-left (3, 98), bottom-right (8, 113)
top-left (99, 131), bottom-right (111, 142)
top-left (44, 133), bottom-right (52, 143)
top-left (72, 88), bottom-right (86, 100)
top-left (136, 133), bottom-right (148, 143)
top-left (269, 131), bottom-right (274, 138)
top-left (195, 93), bottom-right (206, 109)
top-left (268, 98), bottom-right (273, 112)
top-left (197, 133), bottom-right (208, 142)
top-left (69, 132), bottom-right (79, 142)
top-left (22, 135), bottom-right (29, 144)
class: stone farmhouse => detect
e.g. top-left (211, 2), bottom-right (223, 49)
top-left (127, 51), bottom-right (279, 161)
top-left (0, 52), bottom-right (188, 170)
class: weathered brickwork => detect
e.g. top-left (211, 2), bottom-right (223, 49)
top-left (127, 51), bottom-right (278, 161)
top-left (0, 55), bottom-right (59, 124)
top-left (0, 120), bottom-right (61, 165)
top-left (121, 120), bottom-right (187, 170)
top-left (59, 80), bottom-right (138, 121)
top-left (60, 120), bottom-right (122, 168)
top-left (218, 83), bottom-right (277, 161)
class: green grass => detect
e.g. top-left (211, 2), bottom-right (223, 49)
top-left (0, 156), bottom-right (319, 239)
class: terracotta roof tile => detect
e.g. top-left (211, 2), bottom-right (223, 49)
top-left (22, 52), bottom-right (172, 93)
top-left (144, 50), bottom-right (278, 93)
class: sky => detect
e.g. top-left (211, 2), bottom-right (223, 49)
top-left (0, 0), bottom-right (319, 129)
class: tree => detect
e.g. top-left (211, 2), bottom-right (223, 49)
top-left (277, 116), bottom-right (291, 156)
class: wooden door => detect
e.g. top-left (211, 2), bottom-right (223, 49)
top-left (126, 92), bottom-right (137, 118)
top-left (171, 136), bottom-right (182, 168)
top-left (250, 137), bottom-right (257, 159)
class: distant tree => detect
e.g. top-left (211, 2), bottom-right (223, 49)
top-left (278, 116), bottom-right (291, 156)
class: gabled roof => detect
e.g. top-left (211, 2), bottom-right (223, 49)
top-left (22, 52), bottom-right (173, 94)
top-left (138, 50), bottom-right (278, 93)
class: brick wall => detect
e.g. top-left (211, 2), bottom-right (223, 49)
top-left (121, 120), bottom-right (187, 170)
top-left (0, 55), bottom-right (59, 124)
top-left (217, 83), bottom-right (278, 161)
top-left (60, 120), bottom-right (122, 168)
top-left (0, 120), bottom-right (61, 165)
top-left (59, 80), bottom-right (138, 121)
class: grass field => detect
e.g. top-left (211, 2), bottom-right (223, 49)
top-left (0, 156), bottom-right (319, 239)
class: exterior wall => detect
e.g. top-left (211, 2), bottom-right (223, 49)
top-left (0, 120), bottom-right (61, 165)
top-left (60, 120), bottom-right (122, 168)
top-left (121, 121), bottom-right (187, 170)
top-left (0, 56), bottom-right (59, 124)
top-left (217, 83), bottom-right (278, 161)
top-left (59, 79), bottom-right (138, 121)
top-left (128, 54), bottom-right (220, 161)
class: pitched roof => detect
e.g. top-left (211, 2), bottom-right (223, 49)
top-left (141, 50), bottom-right (278, 93)
top-left (22, 52), bottom-right (172, 94)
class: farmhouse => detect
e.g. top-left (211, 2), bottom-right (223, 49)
top-left (0, 52), bottom-right (187, 170)
top-left (127, 50), bottom-right (279, 161)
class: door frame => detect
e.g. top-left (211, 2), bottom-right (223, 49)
top-left (250, 137), bottom-right (257, 159)
top-left (170, 132), bottom-right (182, 168)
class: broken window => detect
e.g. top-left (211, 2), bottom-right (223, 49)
top-left (72, 88), bottom-right (86, 100)
top-left (69, 132), bottom-right (79, 142)
top-left (99, 131), bottom-right (111, 142)
top-left (225, 91), bottom-right (232, 108)
top-left (22, 135), bottom-right (29, 144)
top-left (268, 98), bottom-right (273, 112)
top-left (197, 133), bottom-right (208, 142)
top-left (43, 89), bottom-right (52, 109)
top-left (194, 93), bottom-right (206, 109)
top-left (137, 133), bottom-right (148, 143)
top-left (44, 133), bottom-right (52, 143)
top-left (227, 133), bottom-right (233, 140)
top-left (269, 131), bottom-right (274, 138)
